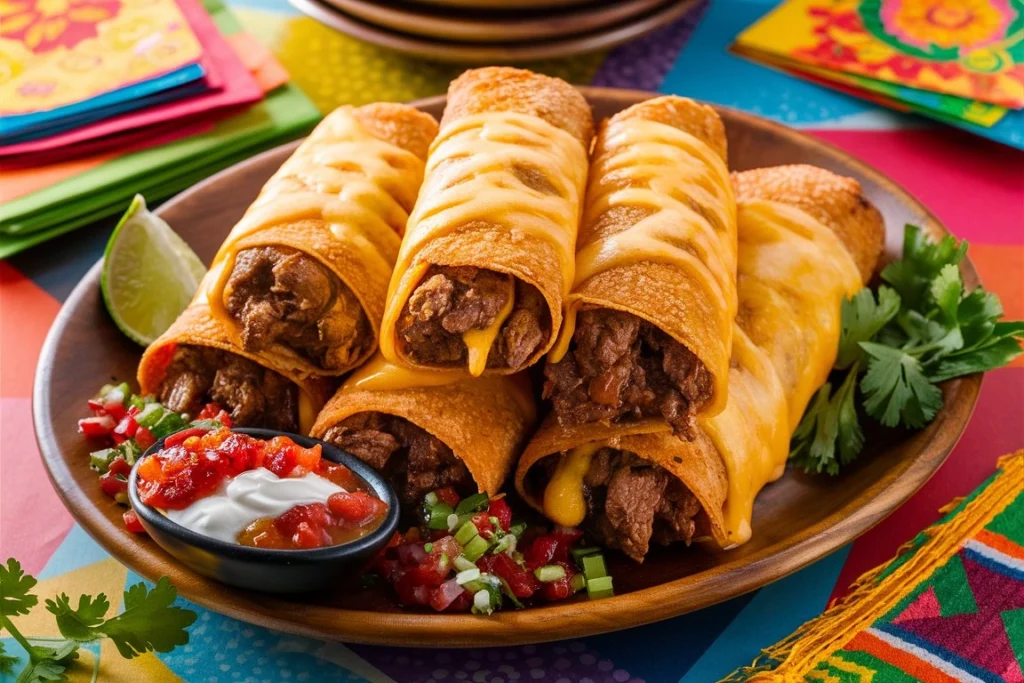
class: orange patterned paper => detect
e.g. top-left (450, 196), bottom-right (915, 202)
top-left (0, 0), bottom-right (203, 115)
top-left (736, 0), bottom-right (1024, 109)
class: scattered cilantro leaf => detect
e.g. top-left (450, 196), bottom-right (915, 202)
top-left (0, 559), bottom-right (38, 617)
top-left (860, 342), bottom-right (943, 428)
top-left (76, 578), bottom-right (195, 659)
top-left (0, 641), bottom-right (17, 675)
top-left (790, 383), bottom-right (839, 475)
top-left (881, 225), bottom-right (966, 309)
top-left (929, 263), bottom-right (962, 326)
top-left (836, 287), bottom-right (900, 369)
top-left (928, 332), bottom-right (1024, 383)
top-left (44, 593), bottom-right (109, 642)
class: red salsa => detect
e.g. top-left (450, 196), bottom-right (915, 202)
top-left (136, 428), bottom-right (389, 550)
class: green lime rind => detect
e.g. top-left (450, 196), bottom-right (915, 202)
top-left (100, 195), bottom-right (206, 347)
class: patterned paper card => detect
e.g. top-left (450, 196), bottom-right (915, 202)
top-left (0, 0), bottom-right (204, 116)
top-left (735, 0), bottom-right (1024, 109)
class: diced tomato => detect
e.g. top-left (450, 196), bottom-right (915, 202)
top-left (292, 522), bottom-right (324, 549)
top-left (394, 575), bottom-right (431, 606)
top-left (274, 503), bottom-right (331, 546)
top-left (429, 579), bottom-right (465, 611)
top-left (101, 397), bottom-right (127, 421)
top-left (292, 444), bottom-right (322, 476)
top-left (328, 491), bottom-right (386, 525)
top-left (470, 512), bottom-right (495, 538)
top-left (134, 426), bottom-right (156, 450)
top-left (98, 470), bottom-right (128, 498)
top-left (196, 403), bottom-right (222, 420)
top-left (164, 427), bottom-right (209, 448)
top-left (541, 573), bottom-right (574, 601)
top-left (444, 591), bottom-right (473, 612)
top-left (112, 414), bottom-right (139, 444)
top-left (318, 461), bottom-right (362, 491)
top-left (433, 486), bottom-right (461, 508)
top-left (430, 536), bottom-right (461, 561)
top-left (487, 497), bottom-right (512, 532)
top-left (78, 415), bottom-right (116, 438)
top-left (87, 399), bottom-right (107, 416)
top-left (263, 436), bottom-right (298, 477)
top-left (122, 509), bottom-right (145, 534)
top-left (107, 456), bottom-right (132, 478)
top-left (523, 535), bottom-right (558, 569)
top-left (549, 527), bottom-right (584, 563)
top-left (489, 551), bottom-right (539, 598)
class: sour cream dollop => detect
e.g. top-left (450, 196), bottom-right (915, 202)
top-left (165, 469), bottom-right (345, 544)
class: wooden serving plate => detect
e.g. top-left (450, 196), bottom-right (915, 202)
top-left (318, 0), bottom-right (670, 44)
top-left (34, 88), bottom-right (981, 647)
top-left (288, 0), bottom-right (698, 63)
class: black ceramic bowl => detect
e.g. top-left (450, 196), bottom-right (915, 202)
top-left (128, 428), bottom-right (400, 593)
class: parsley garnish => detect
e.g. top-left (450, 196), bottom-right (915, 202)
top-left (791, 226), bottom-right (1024, 474)
top-left (0, 558), bottom-right (196, 682)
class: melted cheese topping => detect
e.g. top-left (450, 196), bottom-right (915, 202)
top-left (201, 109), bottom-right (426, 351)
top-left (298, 389), bottom-right (318, 436)
top-left (381, 111), bottom-right (588, 365)
top-left (543, 442), bottom-right (601, 527)
top-left (550, 118), bottom-right (736, 362)
top-left (462, 281), bottom-right (515, 377)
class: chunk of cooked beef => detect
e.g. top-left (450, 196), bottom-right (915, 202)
top-left (225, 246), bottom-right (371, 371)
top-left (158, 345), bottom-right (298, 431)
top-left (543, 308), bottom-right (712, 439)
top-left (581, 448), bottom-right (701, 563)
top-left (322, 412), bottom-right (473, 506)
top-left (395, 265), bottom-right (550, 371)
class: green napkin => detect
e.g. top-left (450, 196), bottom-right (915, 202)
top-left (0, 0), bottom-right (320, 259)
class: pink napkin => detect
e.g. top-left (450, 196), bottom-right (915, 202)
top-left (0, 0), bottom-right (262, 160)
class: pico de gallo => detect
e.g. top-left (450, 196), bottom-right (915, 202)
top-left (367, 488), bottom-right (614, 615)
top-left (78, 382), bottom-right (232, 532)
top-left (136, 427), bottom-right (389, 550)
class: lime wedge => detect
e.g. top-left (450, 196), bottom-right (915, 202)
top-left (101, 195), bottom-right (206, 346)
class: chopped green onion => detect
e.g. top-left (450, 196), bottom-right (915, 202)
top-left (586, 576), bottom-right (614, 599)
top-left (437, 553), bottom-right (450, 573)
top-left (454, 521), bottom-right (479, 546)
top-left (424, 491), bottom-right (439, 507)
top-left (423, 542), bottom-right (433, 553)
top-left (491, 534), bottom-right (516, 555)
top-left (116, 440), bottom-right (142, 465)
top-left (149, 412), bottom-right (186, 439)
top-left (453, 555), bottom-right (476, 572)
top-left (488, 516), bottom-right (501, 528)
top-left (89, 448), bottom-right (118, 474)
top-left (582, 554), bottom-right (607, 580)
top-left (427, 503), bottom-right (454, 530)
top-left (496, 576), bottom-right (524, 609)
top-left (114, 492), bottom-right (130, 506)
top-left (188, 419), bottom-right (223, 430)
top-left (570, 573), bottom-right (586, 593)
top-left (129, 394), bottom-right (149, 411)
top-left (134, 402), bottom-right (165, 428)
top-left (472, 589), bottom-right (492, 614)
top-left (462, 534), bottom-right (490, 562)
top-left (571, 546), bottom-right (601, 564)
top-left (100, 382), bottom-right (130, 405)
top-left (447, 513), bottom-right (461, 531)
top-left (534, 565), bottom-right (566, 583)
top-left (454, 492), bottom-right (489, 516)
top-left (455, 568), bottom-right (480, 585)
top-left (508, 522), bottom-right (527, 538)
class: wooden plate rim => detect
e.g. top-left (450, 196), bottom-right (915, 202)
top-left (318, 0), bottom-right (670, 43)
top-left (33, 87), bottom-right (982, 647)
top-left (287, 0), bottom-right (698, 63)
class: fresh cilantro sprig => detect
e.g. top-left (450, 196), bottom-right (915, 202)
top-left (791, 226), bottom-right (1024, 475)
top-left (0, 558), bottom-right (196, 682)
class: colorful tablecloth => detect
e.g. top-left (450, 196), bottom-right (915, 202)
top-left (2, 1), bottom-right (1022, 681)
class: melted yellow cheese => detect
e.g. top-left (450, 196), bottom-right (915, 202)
top-left (543, 442), bottom-right (601, 527)
top-left (462, 281), bottom-right (515, 377)
top-left (550, 118), bottom-right (736, 363)
top-left (381, 111), bottom-right (588, 365)
top-left (298, 390), bottom-right (318, 436)
top-left (202, 109), bottom-right (426, 351)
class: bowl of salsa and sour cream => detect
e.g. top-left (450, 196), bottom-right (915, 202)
top-left (128, 427), bottom-right (399, 593)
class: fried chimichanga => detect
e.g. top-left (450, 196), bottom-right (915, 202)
top-left (202, 103), bottom-right (438, 378)
top-left (516, 165), bottom-right (884, 562)
top-left (379, 67), bottom-right (594, 377)
top-left (545, 96), bottom-right (737, 439)
top-left (311, 354), bottom-right (537, 507)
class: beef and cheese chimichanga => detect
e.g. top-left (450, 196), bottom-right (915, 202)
top-left (545, 96), bottom-right (737, 440)
top-left (311, 354), bottom-right (537, 507)
top-left (516, 165), bottom-right (884, 562)
top-left (202, 103), bottom-right (438, 378)
top-left (379, 67), bottom-right (594, 377)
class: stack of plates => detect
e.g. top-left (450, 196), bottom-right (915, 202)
top-left (288, 0), bottom-right (701, 63)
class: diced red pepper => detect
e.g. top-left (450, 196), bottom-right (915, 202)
top-left (107, 456), bottom-right (132, 478)
top-left (134, 426), bottom-right (156, 450)
top-left (98, 470), bottom-right (128, 498)
top-left (487, 497), bottom-right (512, 532)
top-left (489, 551), bottom-right (539, 598)
top-left (78, 415), bottom-right (116, 438)
top-left (523, 535), bottom-right (558, 569)
top-left (122, 509), bottom-right (145, 533)
top-left (433, 486), bottom-right (461, 508)
top-left (163, 426), bottom-right (210, 448)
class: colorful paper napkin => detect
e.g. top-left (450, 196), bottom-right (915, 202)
top-left (735, 0), bottom-right (1024, 109)
top-left (0, 0), bottom-right (320, 258)
top-left (0, 0), bottom-right (263, 160)
top-left (725, 450), bottom-right (1024, 682)
top-left (0, 0), bottom-right (207, 137)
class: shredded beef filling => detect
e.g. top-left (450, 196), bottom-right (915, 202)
top-left (546, 448), bottom-right (700, 563)
top-left (322, 412), bottom-right (474, 506)
top-left (158, 345), bottom-right (298, 431)
top-left (543, 308), bottom-right (713, 439)
top-left (395, 265), bottom-right (549, 371)
top-left (225, 246), bottom-right (371, 371)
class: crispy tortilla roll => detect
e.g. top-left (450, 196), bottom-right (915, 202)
top-left (201, 103), bottom-right (438, 378)
top-left (138, 303), bottom-right (334, 434)
top-left (516, 165), bottom-right (883, 561)
top-left (310, 354), bottom-right (537, 507)
top-left (379, 67), bottom-right (594, 377)
top-left (545, 96), bottom-right (737, 440)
